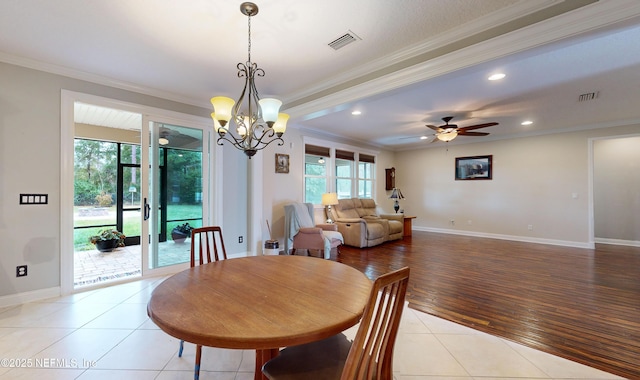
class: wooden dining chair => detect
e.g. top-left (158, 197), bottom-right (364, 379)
top-left (178, 226), bottom-right (228, 380)
top-left (262, 266), bottom-right (410, 380)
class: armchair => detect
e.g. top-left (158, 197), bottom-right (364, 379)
top-left (284, 203), bottom-right (343, 259)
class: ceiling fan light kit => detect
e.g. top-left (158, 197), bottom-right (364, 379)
top-left (427, 116), bottom-right (498, 143)
top-left (437, 131), bottom-right (458, 142)
top-left (209, 2), bottom-right (289, 158)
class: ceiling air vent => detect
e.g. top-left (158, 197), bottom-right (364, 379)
top-left (578, 92), bottom-right (599, 102)
top-left (328, 30), bottom-right (361, 51)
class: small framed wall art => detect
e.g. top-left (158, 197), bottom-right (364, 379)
top-left (275, 153), bottom-right (289, 173)
top-left (455, 155), bottom-right (492, 180)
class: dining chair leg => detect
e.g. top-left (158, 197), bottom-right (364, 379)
top-left (194, 344), bottom-right (202, 380)
top-left (178, 339), bottom-right (184, 357)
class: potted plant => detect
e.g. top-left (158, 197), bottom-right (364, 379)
top-left (171, 223), bottom-right (194, 244)
top-left (89, 229), bottom-right (126, 252)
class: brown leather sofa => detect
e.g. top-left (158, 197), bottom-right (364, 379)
top-left (330, 198), bottom-right (404, 248)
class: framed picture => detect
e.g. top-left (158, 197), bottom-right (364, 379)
top-left (455, 155), bottom-right (492, 180)
top-left (275, 153), bottom-right (289, 173)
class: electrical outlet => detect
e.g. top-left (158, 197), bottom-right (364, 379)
top-left (238, 236), bottom-right (243, 243)
top-left (528, 224), bottom-right (533, 231)
top-left (16, 265), bottom-right (28, 277)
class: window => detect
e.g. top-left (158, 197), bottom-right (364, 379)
top-left (335, 150), bottom-right (354, 199)
top-left (303, 142), bottom-right (376, 203)
top-left (304, 145), bottom-right (329, 204)
top-left (359, 153), bottom-right (375, 198)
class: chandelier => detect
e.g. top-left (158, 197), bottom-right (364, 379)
top-left (210, 2), bottom-right (289, 158)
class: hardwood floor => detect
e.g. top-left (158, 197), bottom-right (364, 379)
top-left (333, 231), bottom-right (640, 379)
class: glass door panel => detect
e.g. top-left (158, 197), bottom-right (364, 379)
top-left (118, 164), bottom-right (141, 246)
top-left (147, 121), bottom-right (204, 270)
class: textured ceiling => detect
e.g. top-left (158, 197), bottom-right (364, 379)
top-left (1, 0), bottom-right (640, 150)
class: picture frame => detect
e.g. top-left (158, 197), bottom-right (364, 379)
top-left (275, 153), bottom-right (289, 173)
top-left (455, 155), bottom-right (492, 180)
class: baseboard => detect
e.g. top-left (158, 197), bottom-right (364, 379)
top-left (415, 227), bottom-right (594, 249)
top-left (0, 287), bottom-right (61, 308)
top-left (0, 251), bottom-right (253, 308)
top-left (595, 238), bottom-right (640, 247)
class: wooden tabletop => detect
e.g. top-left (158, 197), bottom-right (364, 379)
top-left (148, 255), bottom-right (372, 350)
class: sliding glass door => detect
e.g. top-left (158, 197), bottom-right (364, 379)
top-left (70, 98), bottom-right (210, 290)
top-left (144, 119), bottom-right (207, 270)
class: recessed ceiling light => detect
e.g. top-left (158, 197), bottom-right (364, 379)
top-left (521, 120), bottom-right (533, 125)
top-left (420, 136), bottom-right (428, 140)
top-left (488, 73), bottom-right (506, 81)
top-left (351, 110), bottom-right (362, 115)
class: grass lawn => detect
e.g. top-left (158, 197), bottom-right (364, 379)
top-left (74, 204), bottom-right (202, 250)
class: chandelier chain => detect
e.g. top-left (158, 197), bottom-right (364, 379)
top-left (247, 14), bottom-right (252, 64)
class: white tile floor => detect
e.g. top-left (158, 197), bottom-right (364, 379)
top-left (0, 276), bottom-right (625, 380)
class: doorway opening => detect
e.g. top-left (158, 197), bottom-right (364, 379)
top-left (72, 102), bottom-right (205, 289)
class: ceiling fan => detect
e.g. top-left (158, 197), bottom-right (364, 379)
top-left (426, 116), bottom-right (498, 142)
top-left (157, 126), bottom-right (198, 148)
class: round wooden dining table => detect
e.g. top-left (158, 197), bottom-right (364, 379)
top-left (147, 255), bottom-right (372, 380)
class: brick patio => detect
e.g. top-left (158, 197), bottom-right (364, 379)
top-left (74, 241), bottom-right (192, 288)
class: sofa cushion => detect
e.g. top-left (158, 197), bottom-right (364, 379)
top-left (358, 198), bottom-right (378, 217)
top-left (366, 222), bottom-right (386, 241)
top-left (388, 220), bottom-right (403, 235)
top-left (334, 199), bottom-right (361, 219)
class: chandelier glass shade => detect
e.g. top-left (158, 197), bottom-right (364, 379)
top-left (210, 2), bottom-right (289, 158)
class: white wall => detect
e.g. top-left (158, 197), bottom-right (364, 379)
top-left (395, 123), bottom-right (640, 247)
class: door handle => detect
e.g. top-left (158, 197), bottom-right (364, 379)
top-left (144, 198), bottom-right (150, 221)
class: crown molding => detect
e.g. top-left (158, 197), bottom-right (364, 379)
top-left (284, 0), bottom-right (562, 104)
top-left (0, 51), bottom-right (206, 108)
top-left (285, 0), bottom-right (640, 119)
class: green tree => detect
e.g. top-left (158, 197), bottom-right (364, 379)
top-left (74, 139), bottom-right (118, 206)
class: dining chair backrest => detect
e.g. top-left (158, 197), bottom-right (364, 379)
top-left (190, 226), bottom-right (228, 267)
top-left (341, 266), bottom-right (410, 380)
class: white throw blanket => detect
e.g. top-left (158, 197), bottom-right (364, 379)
top-left (284, 203), bottom-right (342, 259)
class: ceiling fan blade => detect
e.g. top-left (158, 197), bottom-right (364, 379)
top-left (458, 131), bottom-right (489, 136)
top-left (425, 124), bottom-right (440, 131)
top-left (458, 122), bottom-right (498, 132)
